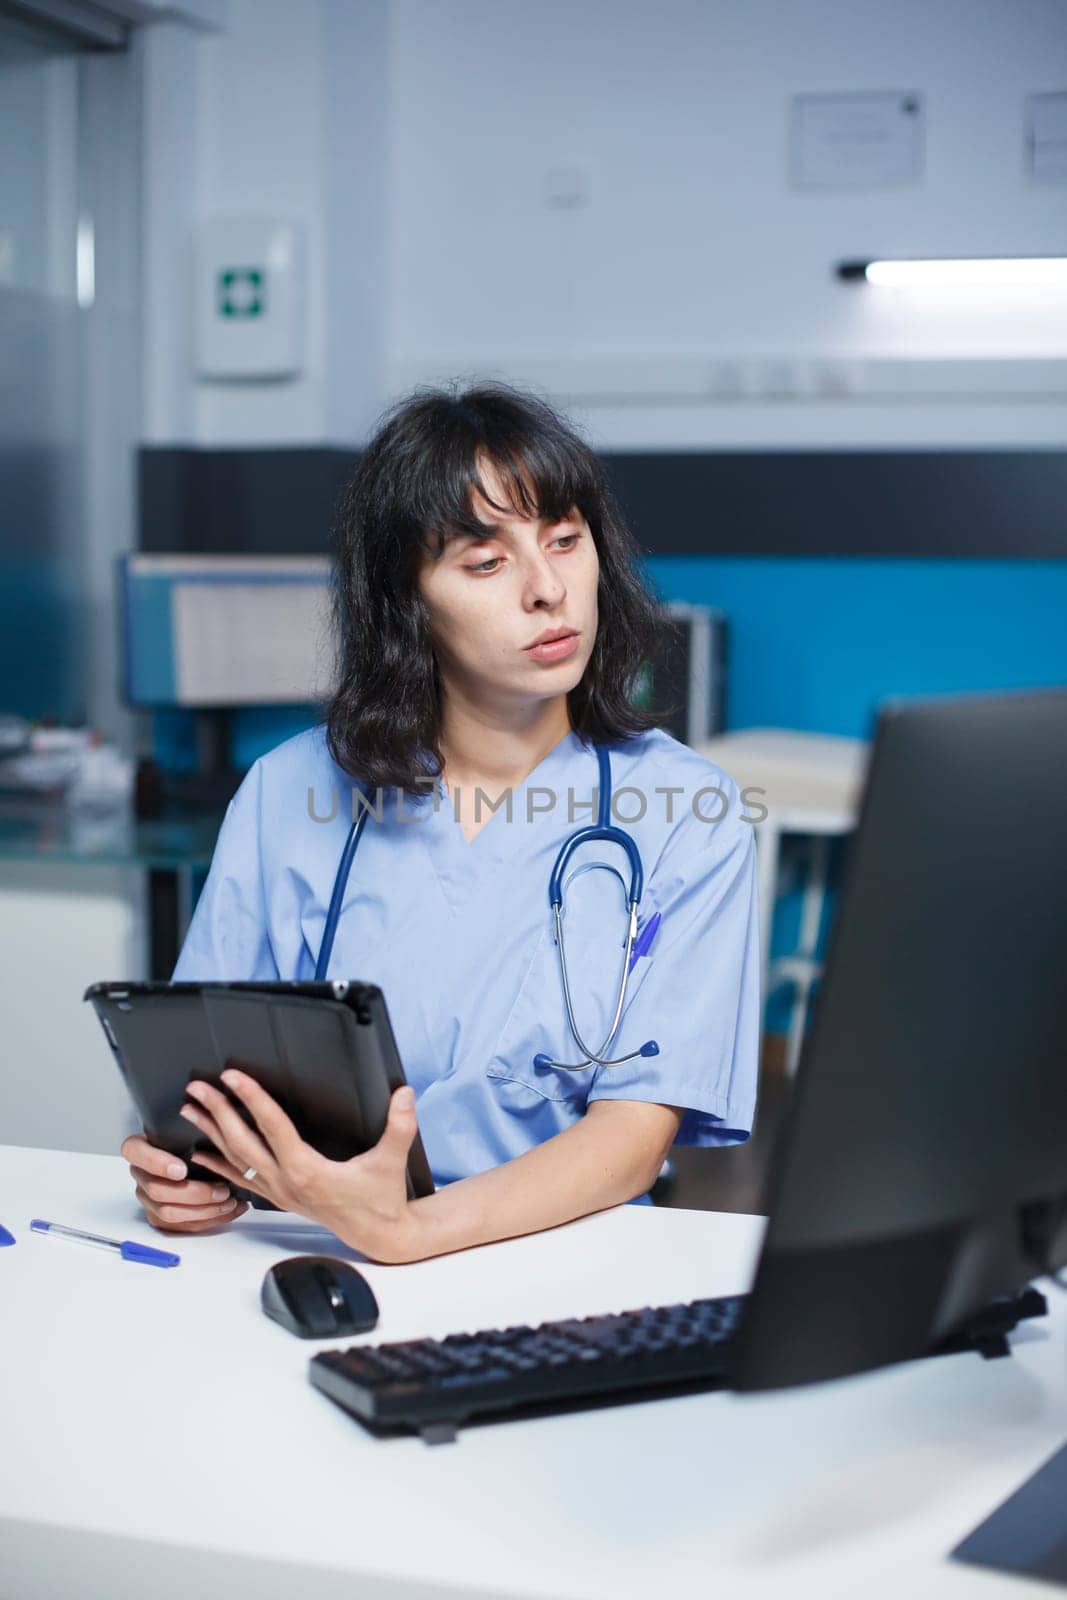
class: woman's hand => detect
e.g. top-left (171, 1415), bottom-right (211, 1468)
top-left (120, 1135), bottom-right (250, 1233)
top-left (178, 1069), bottom-right (423, 1263)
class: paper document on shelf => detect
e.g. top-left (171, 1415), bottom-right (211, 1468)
top-left (171, 581), bottom-right (336, 705)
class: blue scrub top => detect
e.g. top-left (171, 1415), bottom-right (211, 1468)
top-left (172, 725), bottom-right (761, 1192)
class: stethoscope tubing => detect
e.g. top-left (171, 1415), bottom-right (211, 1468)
top-left (315, 741), bottom-right (658, 1070)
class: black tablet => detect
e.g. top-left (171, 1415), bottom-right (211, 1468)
top-left (83, 980), bottom-right (435, 1208)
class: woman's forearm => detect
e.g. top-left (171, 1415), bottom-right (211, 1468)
top-left (369, 1099), bottom-right (683, 1264)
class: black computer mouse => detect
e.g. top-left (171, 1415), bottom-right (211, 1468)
top-left (261, 1254), bottom-right (380, 1339)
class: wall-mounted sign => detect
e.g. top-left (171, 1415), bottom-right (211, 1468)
top-left (791, 91), bottom-right (924, 188)
top-left (195, 218), bottom-right (304, 380)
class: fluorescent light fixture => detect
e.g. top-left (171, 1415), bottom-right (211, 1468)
top-left (837, 256), bottom-right (1067, 288)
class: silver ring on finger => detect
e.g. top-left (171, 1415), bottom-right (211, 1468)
top-left (242, 1166), bottom-right (258, 1182)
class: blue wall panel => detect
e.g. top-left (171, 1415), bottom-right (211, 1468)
top-left (645, 555), bottom-right (1067, 1031)
top-left (645, 556), bottom-right (1067, 736)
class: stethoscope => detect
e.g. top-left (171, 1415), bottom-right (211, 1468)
top-left (315, 743), bottom-right (660, 1072)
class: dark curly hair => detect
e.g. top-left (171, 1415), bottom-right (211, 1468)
top-left (322, 381), bottom-right (665, 794)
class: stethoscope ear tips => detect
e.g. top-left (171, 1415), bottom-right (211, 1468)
top-left (639, 1040), bottom-right (660, 1057)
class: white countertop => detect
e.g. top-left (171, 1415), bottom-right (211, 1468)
top-left (1, 1144), bottom-right (1063, 1600)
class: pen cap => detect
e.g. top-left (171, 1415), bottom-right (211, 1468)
top-left (120, 1240), bottom-right (181, 1268)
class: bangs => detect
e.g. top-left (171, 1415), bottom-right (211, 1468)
top-left (326, 377), bottom-right (666, 793)
top-left (409, 390), bottom-right (603, 555)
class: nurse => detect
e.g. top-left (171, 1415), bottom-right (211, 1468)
top-left (120, 383), bottom-right (761, 1262)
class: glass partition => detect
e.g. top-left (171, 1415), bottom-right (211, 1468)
top-left (0, 16), bottom-right (84, 722)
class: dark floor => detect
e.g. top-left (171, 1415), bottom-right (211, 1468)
top-left (655, 1034), bottom-right (792, 1214)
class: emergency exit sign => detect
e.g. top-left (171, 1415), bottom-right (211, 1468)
top-left (217, 267), bottom-right (265, 318)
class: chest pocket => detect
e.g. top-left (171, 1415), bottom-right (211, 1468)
top-left (485, 885), bottom-right (660, 1106)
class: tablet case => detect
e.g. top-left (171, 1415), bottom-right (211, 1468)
top-left (84, 980), bottom-right (435, 1208)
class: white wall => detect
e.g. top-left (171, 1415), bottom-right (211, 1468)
top-left (193, 0), bottom-right (331, 442)
top-left (139, 0), bottom-right (1067, 451)
top-left (141, 0), bottom-right (387, 447)
top-left (385, 0), bottom-right (1067, 447)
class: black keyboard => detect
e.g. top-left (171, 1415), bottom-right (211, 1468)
top-left (309, 1293), bottom-right (747, 1442)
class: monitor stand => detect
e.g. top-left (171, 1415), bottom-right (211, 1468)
top-left (932, 1286), bottom-right (1048, 1362)
top-left (953, 1438), bottom-right (1067, 1588)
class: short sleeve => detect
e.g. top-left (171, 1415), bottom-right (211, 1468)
top-left (586, 798), bottom-right (761, 1148)
top-left (171, 760), bottom-right (281, 982)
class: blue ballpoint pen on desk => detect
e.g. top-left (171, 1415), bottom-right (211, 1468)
top-left (627, 910), bottom-right (662, 974)
top-left (30, 1219), bottom-right (180, 1269)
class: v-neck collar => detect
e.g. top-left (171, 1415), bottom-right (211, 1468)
top-left (420, 728), bottom-right (595, 917)
top-left (436, 727), bottom-right (588, 851)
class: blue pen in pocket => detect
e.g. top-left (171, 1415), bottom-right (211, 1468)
top-left (627, 910), bottom-right (662, 975)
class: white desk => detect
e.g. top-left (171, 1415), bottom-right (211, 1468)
top-left (2, 1145), bottom-right (1063, 1600)
top-left (698, 729), bottom-right (870, 1069)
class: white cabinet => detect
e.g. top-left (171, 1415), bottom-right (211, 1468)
top-left (0, 862), bottom-right (146, 1155)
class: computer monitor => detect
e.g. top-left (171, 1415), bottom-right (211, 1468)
top-left (637, 602), bottom-right (727, 744)
top-left (120, 554), bottom-right (335, 708)
top-left (732, 687), bottom-right (1067, 1392)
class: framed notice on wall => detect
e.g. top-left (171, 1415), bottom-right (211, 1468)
top-left (790, 91), bottom-right (924, 188)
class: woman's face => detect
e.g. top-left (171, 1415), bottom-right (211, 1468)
top-left (417, 456), bottom-right (600, 713)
